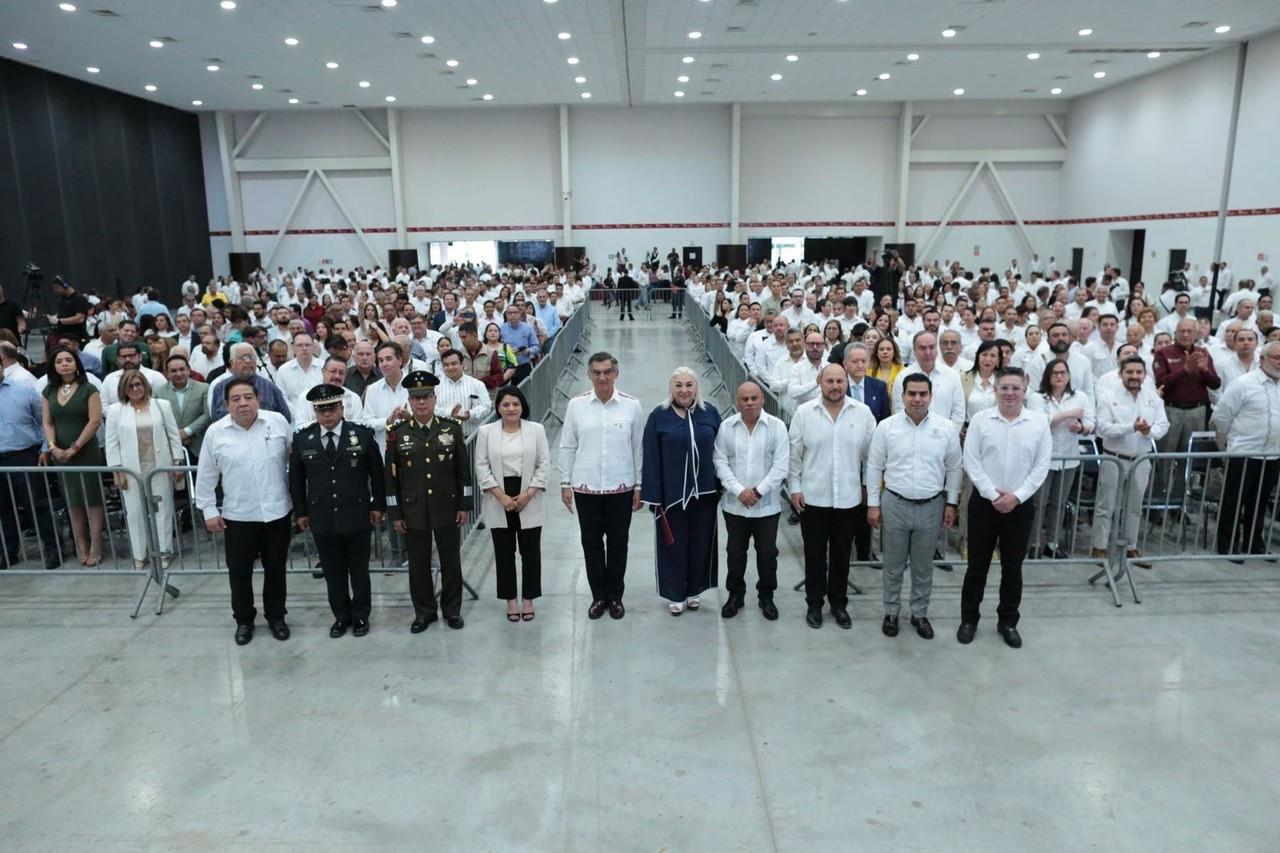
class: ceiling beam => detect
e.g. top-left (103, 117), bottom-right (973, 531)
top-left (986, 162), bottom-right (1036, 257)
top-left (1044, 114), bottom-right (1069, 147)
top-left (910, 115), bottom-right (930, 142)
top-left (234, 156), bottom-right (391, 173)
top-left (265, 170), bottom-right (316, 271)
top-left (313, 169), bottom-right (381, 268)
top-left (910, 148), bottom-right (1066, 164)
top-left (919, 161), bottom-right (986, 262)
top-left (231, 112), bottom-right (268, 159)
top-left (350, 108), bottom-right (390, 151)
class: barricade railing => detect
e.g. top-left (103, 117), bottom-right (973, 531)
top-left (524, 296), bottom-right (590, 426)
top-left (684, 294), bottom-right (788, 421)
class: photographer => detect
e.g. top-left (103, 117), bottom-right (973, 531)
top-left (47, 277), bottom-right (90, 344)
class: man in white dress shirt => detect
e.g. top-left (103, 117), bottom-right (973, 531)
top-left (865, 373), bottom-right (962, 640)
top-left (786, 332), bottom-right (827, 407)
top-left (1092, 357), bottom-right (1169, 567)
top-left (1211, 341), bottom-right (1280, 559)
top-left (101, 342), bottom-right (166, 407)
top-left (1025, 323), bottom-right (1094, 398)
top-left (958, 367), bottom-right (1052, 649)
top-left (788, 364), bottom-right (877, 630)
top-left (362, 340), bottom-right (411, 453)
top-left (1084, 314), bottom-right (1122, 378)
top-left (713, 381), bottom-right (789, 621)
top-left (291, 356), bottom-right (364, 428)
top-left (434, 348), bottom-right (492, 435)
top-left (891, 332), bottom-right (966, 430)
top-left (746, 314), bottom-right (789, 379)
top-left (274, 332), bottom-right (325, 403)
top-left (194, 377), bottom-right (294, 646)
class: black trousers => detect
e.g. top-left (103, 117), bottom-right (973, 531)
top-left (405, 524), bottom-right (463, 619)
top-left (669, 288), bottom-right (685, 317)
top-left (617, 290), bottom-right (634, 317)
top-left (1216, 458), bottom-right (1280, 555)
top-left (511, 362), bottom-right (532, 384)
top-left (574, 491), bottom-right (632, 602)
top-left (224, 515), bottom-right (292, 625)
top-left (961, 495), bottom-right (1035, 628)
top-left (851, 504), bottom-right (873, 561)
top-left (0, 444), bottom-right (59, 564)
top-left (313, 529), bottom-right (372, 622)
top-left (723, 511), bottom-right (779, 599)
top-left (492, 476), bottom-right (542, 600)
top-left (800, 505), bottom-right (856, 609)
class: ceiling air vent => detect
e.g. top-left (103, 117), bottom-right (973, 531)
top-left (706, 77), bottom-right (722, 82)
top-left (361, 4), bottom-right (386, 11)
top-left (725, 26), bottom-right (745, 34)
top-left (736, 0), bottom-right (759, 7)
top-left (711, 63), bottom-right (729, 69)
top-left (1069, 47), bottom-right (1208, 54)
top-left (418, 52), bottom-right (437, 59)
top-left (392, 32), bottom-right (415, 39)
top-left (1182, 21), bottom-right (1211, 29)
top-left (342, 103), bottom-right (357, 108)
top-left (89, 9), bottom-right (120, 16)
top-left (277, 88), bottom-right (294, 93)
top-left (154, 35), bottom-right (178, 43)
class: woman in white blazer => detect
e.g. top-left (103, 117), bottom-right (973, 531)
top-left (105, 369), bottom-right (184, 568)
top-left (474, 386), bottom-right (550, 622)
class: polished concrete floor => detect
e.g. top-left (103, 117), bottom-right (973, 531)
top-left (3, 307), bottom-right (1280, 852)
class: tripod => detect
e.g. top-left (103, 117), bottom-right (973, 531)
top-left (17, 266), bottom-right (46, 351)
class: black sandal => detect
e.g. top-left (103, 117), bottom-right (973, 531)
top-left (506, 601), bottom-right (520, 622)
top-left (521, 601), bottom-right (535, 621)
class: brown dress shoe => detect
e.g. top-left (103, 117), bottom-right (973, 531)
top-left (1090, 548), bottom-right (1107, 561)
top-left (1127, 549), bottom-right (1152, 569)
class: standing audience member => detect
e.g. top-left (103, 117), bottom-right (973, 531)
top-left (958, 367), bottom-right (1052, 648)
top-left (1153, 317), bottom-right (1220, 503)
top-left (208, 343), bottom-right (292, 422)
top-left (0, 371), bottom-right (61, 569)
top-left (155, 354), bottom-right (210, 460)
top-left (42, 346), bottom-right (106, 566)
top-left (475, 386), bottom-right (550, 622)
top-left (500, 304), bottom-right (540, 383)
top-left (1026, 359), bottom-right (1095, 559)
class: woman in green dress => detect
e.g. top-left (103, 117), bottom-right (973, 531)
top-left (41, 346), bottom-right (106, 566)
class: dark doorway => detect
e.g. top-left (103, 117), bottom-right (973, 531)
top-left (1129, 229), bottom-right (1146, 284)
top-left (747, 238), bottom-right (772, 266)
top-left (1071, 248), bottom-right (1084, 281)
top-left (682, 246), bottom-right (703, 268)
top-left (1168, 249), bottom-right (1188, 288)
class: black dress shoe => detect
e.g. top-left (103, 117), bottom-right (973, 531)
top-left (805, 606), bottom-right (822, 629)
top-left (832, 607), bottom-right (852, 629)
top-left (352, 618), bottom-right (369, 637)
top-left (911, 616), bottom-right (934, 640)
top-left (720, 594), bottom-right (743, 619)
top-left (997, 625), bottom-right (1023, 649)
top-left (588, 600), bottom-right (608, 620)
top-left (268, 620), bottom-right (290, 641)
top-left (759, 598), bottom-right (779, 621)
top-left (787, 509), bottom-right (801, 525)
top-left (956, 622), bottom-right (976, 644)
top-left (234, 623), bottom-right (254, 646)
top-left (446, 615), bottom-right (464, 630)
top-left (882, 614), bottom-right (899, 637)
top-left (608, 600), bottom-right (625, 620)
top-left (934, 550), bottom-right (953, 572)
top-left (411, 614), bottom-right (437, 633)
top-left (329, 620), bottom-right (350, 639)
top-left (44, 556), bottom-right (61, 571)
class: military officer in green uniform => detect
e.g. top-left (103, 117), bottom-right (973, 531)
top-left (385, 371), bottom-right (472, 632)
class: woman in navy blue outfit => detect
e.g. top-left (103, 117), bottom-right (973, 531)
top-left (641, 367), bottom-right (722, 615)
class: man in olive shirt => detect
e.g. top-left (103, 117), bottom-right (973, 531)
top-left (384, 371), bottom-right (471, 632)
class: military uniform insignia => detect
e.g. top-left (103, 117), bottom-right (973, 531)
top-left (439, 432), bottom-right (454, 447)
top-left (348, 434), bottom-right (359, 446)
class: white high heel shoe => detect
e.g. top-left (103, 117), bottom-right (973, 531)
top-left (668, 601), bottom-right (684, 616)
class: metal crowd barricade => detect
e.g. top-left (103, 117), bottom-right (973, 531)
top-left (526, 296), bottom-right (590, 426)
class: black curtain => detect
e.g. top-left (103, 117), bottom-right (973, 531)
top-left (803, 237), bottom-right (864, 270)
top-left (746, 238), bottom-right (772, 266)
top-left (0, 58), bottom-right (211, 311)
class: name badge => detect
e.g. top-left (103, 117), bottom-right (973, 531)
top-left (439, 433), bottom-right (454, 447)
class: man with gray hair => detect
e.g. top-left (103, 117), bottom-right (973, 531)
top-left (209, 342), bottom-right (292, 421)
top-left (0, 341), bottom-right (36, 389)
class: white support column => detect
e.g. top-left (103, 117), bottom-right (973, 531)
top-left (896, 100), bottom-right (913, 243)
top-left (730, 102), bottom-right (741, 244)
top-left (986, 162), bottom-right (1035, 257)
top-left (919, 161), bottom-right (985, 261)
top-left (214, 111), bottom-right (246, 253)
top-left (910, 114), bottom-right (930, 142)
top-left (265, 170), bottom-right (315, 270)
top-left (387, 108), bottom-right (407, 248)
top-left (560, 104), bottom-right (572, 245)
top-left (314, 169), bottom-right (381, 267)
top-left (1213, 42), bottom-right (1248, 267)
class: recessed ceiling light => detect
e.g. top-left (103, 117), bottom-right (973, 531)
top-left (677, 74), bottom-right (689, 83)
top-left (682, 56), bottom-right (695, 63)
top-left (251, 83), bottom-right (264, 90)
top-left (567, 56), bottom-right (580, 65)
top-left (59, 3), bottom-right (77, 11)
top-left (878, 72), bottom-right (891, 80)
top-left (288, 97), bottom-right (299, 104)
top-left (284, 37), bottom-right (299, 46)
top-left (1215, 25), bottom-right (1231, 34)
top-left (558, 32), bottom-right (571, 40)
top-left (145, 84), bottom-right (157, 92)
top-left (220, 0), bottom-right (236, 9)
top-left (358, 80), bottom-right (371, 88)
top-left (688, 31), bottom-right (702, 39)
top-left (770, 73), bottom-right (782, 81)
top-left (381, 0), bottom-right (397, 7)
top-left (953, 88), bottom-right (965, 95)
top-left (1093, 70), bottom-right (1106, 78)
top-left (674, 90), bottom-right (685, 97)
top-left (1077, 28), bottom-right (1093, 36)
top-left (1050, 87), bottom-right (1063, 95)
top-left (420, 35), bottom-right (435, 44)
top-left (906, 52), bottom-right (919, 61)
top-left (482, 93), bottom-right (494, 101)
top-left (574, 75), bottom-right (587, 83)
top-left (191, 99), bottom-right (203, 106)
top-left (1147, 51), bottom-right (1161, 59)
top-left (86, 66), bottom-right (99, 73)
top-left (855, 89), bottom-right (868, 96)
top-left (149, 40), bottom-right (164, 48)
top-left (385, 95), bottom-right (396, 102)
top-left (1027, 52), bottom-right (1040, 60)
top-left (786, 54), bottom-right (799, 62)
top-left (544, 0), bottom-right (557, 4)
top-left (580, 91), bottom-right (591, 99)
top-left (206, 64), bottom-right (220, 71)
top-left (445, 59), bottom-right (459, 67)
top-left (325, 61), bottom-right (339, 69)
top-left (12, 42), bottom-right (28, 50)
top-left (941, 28), bottom-right (957, 38)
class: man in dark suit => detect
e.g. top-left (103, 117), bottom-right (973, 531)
top-left (155, 354), bottom-right (211, 460)
top-left (289, 384), bottom-right (386, 638)
top-left (842, 342), bottom-right (887, 564)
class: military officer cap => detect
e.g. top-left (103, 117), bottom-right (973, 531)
top-left (306, 383), bottom-right (346, 408)
top-left (404, 371), bottom-right (440, 398)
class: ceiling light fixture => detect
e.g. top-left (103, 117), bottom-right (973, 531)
top-left (1093, 70), bottom-right (1106, 78)
top-left (580, 92), bottom-right (591, 99)
top-left (325, 61), bottom-right (339, 69)
top-left (1148, 51), bottom-right (1161, 59)
top-left (466, 78), bottom-right (477, 85)
top-left (206, 65), bottom-right (220, 72)
top-left (674, 90), bottom-right (685, 97)
top-left (688, 31), bottom-right (702, 39)
top-left (855, 89), bottom-right (868, 96)
top-left (482, 93), bottom-right (494, 101)
top-left (941, 28), bottom-right (957, 38)
top-left (381, 0), bottom-right (397, 6)
top-left (284, 37), bottom-right (299, 46)
top-left (149, 40), bottom-right (164, 48)
top-left (86, 66), bottom-right (99, 73)
top-left (288, 97), bottom-right (299, 104)
top-left (385, 95), bottom-right (396, 102)
top-left (1050, 87), bottom-right (1063, 95)
top-left (953, 88), bottom-right (965, 95)
top-left (558, 32), bottom-right (571, 40)
top-left (786, 54), bottom-right (799, 62)
top-left (906, 52), bottom-right (919, 61)
top-left (420, 35), bottom-right (435, 44)
top-left (677, 74), bottom-right (689, 82)
top-left (682, 56), bottom-right (695, 63)
top-left (13, 42), bottom-right (28, 50)
top-left (1027, 52), bottom-right (1040, 60)
top-left (220, 1), bottom-right (237, 9)
top-left (251, 82), bottom-right (264, 90)
top-left (770, 73), bottom-right (782, 81)
top-left (358, 80), bottom-right (371, 87)
top-left (575, 75), bottom-right (587, 83)
top-left (878, 72), bottom-right (891, 80)
top-left (1215, 25), bottom-right (1231, 34)
top-left (1077, 28), bottom-right (1093, 36)
top-left (192, 99), bottom-right (203, 106)
top-left (544, 0), bottom-right (557, 4)
top-left (567, 56), bottom-right (580, 65)
top-left (145, 84), bottom-right (157, 92)
top-left (59, 3), bottom-right (77, 11)
top-left (445, 59), bottom-right (459, 67)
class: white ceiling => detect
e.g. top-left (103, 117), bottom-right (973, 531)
top-left (2, 0), bottom-right (1278, 111)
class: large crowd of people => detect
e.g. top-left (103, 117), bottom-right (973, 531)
top-left (0, 248), bottom-right (1277, 648)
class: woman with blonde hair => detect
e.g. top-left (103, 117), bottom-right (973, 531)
top-left (868, 337), bottom-right (904, 397)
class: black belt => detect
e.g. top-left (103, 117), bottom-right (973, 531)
top-left (886, 489), bottom-right (943, 505)
top-left (1103, 448), bottom-right (1138, 461)
top-left (1165, 402), bottom-right (1205, 410)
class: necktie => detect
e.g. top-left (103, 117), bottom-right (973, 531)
top-left (853, 383), bottom-right (862, 403)
top-left (325, 432), bottom-right (336, 456)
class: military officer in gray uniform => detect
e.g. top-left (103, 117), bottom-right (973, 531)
top-left (385, 371), bottom-right (472, 631)
top-left (289, 384), bottom-right (386, 638)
